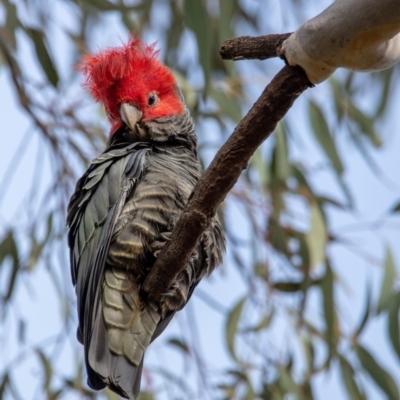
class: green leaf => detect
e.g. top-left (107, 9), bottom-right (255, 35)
top-left (173, 70), bottom-right (197, 111)
top-left (18, 319), bottom-right (26, 344)
top-left (184, 0), bottom-right (212, 89)
top-left (137, 392), bottom-right (154, 400)
top-left (36, 349), bottom-right (52, 390)
top-left (273, 122), bottom-right (291, 181)
top-left (105, 387), bottom-right (123, 400)
top-left (226, 296), bottom-right (246, 361)
top-left (355, 282), bottom-right (371, 336)
top-left (210, 87), bottom-right (242, 123)
top-left (278, 368), bottom-right (304, 399)
top-left (0, 230), bottom-right (19, 303)
top-left (374, 68), bottom-right (395, 118)
top-left (243, 381), bottom-right (256, 400)
top-left (308, 101), bottom-right (344, 176)
top-left (390, 201), bottom-right (400, 213)
top-left (377, 248), bottom-right (396, 313)
top-left (356, 345), bottom-right (399, 400)
top-left (349, 102), bottom-right (382, 148)
top-left (251, 149), bottom-right (270, 189)
top-left (306, 201), bottom-right (327, 269)
top-left (218, 0), bottom-right (235, 42)
top-left (321, 264), bottom-right (336, 352)
top-left (218, 0), bottom-right (236, 76)
top-left (25, 27), bottom-right (59, 87)
top-left (300, 334), bottom-right (315, 374)
top-left (243, 312), bottom-right (273, 333)
top-left (0, 374), bottom-right (9, 399)
top-left (268, 217), bottom-right (288, 258)
top-left (388, 291), bottom-right (400, 360)
top-left (1, 0), bottom-right (19, 49)
top-left (339, 355), bottom-right (365, 400)
top-left (168, 337), bottom-right (190, 354)
top-left (273, 281), bottom-right (302, 293)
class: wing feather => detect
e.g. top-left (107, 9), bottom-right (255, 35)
top-left (67, 143), bottom-right (150, 386)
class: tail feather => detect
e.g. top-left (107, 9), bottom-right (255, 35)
top-left (88, 302), bottom-right (143, 399)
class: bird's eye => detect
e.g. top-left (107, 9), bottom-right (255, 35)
top-left (147, 94), bottom-right (157, 106)
top-left (109, 113), bottom-right (117, 120)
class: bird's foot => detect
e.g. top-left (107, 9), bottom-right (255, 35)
top-left (150, 232), bottom-right (172, 258)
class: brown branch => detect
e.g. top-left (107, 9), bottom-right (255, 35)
top-left (220, 33), bottom-right (292, 61)
top-left (142, 63), bottom-right (311, 301)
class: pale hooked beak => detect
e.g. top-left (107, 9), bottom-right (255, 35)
top-left (120, 103), bottom-right (143, 131)
top-left (120, 103), bottom-right (149, 140)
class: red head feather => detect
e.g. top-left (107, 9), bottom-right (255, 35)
top-left (76, 37), bottom-right (184, 133)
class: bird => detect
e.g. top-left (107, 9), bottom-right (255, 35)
top-left (66, 37), bottom-right (225, 399)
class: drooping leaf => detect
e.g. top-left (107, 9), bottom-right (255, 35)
top-left (210, 87), bottom-right (242, 123)
top-left (374, 68), bottom-right (394, 118)
top-left (173, 70), bottom-right (198, 111)
top-left (243, 312), bottom-right (273, 333)
top-left (218, 0), bottom-right (235, 43)
top-left (218, 0), bottom-right (236, 76)
top-left (356, 344), bottom-right (399, 400)
top-left (278, 368), bottom-right (305, 399)
top-left (24, 27), bottom-right (59, 87)
top-left (243, 381), bottom-right (256, 400)
top-left (184, 0), bottom-right (212, 89)
top-left (226, 296), bottom-right (246, 361)
top-left (388, 291), bottom-right (400, 360)
top-left (168, 337), bottom-right (190, 354)
top-left (339, 355), bottom-right (365, 400)
top-left (0, 230), bottom-right (20, 303)
top-left (273, 122), bottom-right (291, 181)
top-left (105, 387), bottom-right (123, 400)
top-left (355, 282), bottom-right (371, 337)
top-left (0, 374), bottom-right (9, 399)
top-left (308, 100), bottom-right (344, 176)
top-left (18, 319), bottom-right (26, 344)
top-left (390, 201), bottom-right (400, 213)
top-left (273, 281), bottom-right (301, 293)
top-left (2, 0), bottom-right (20, 49)
top-left (321, 263), bottom-right (336, 352)
top-left (306, 201), bottom-right (327, 269)
top-left (377, 248), bottom-right (396, 313)
top-left (268, 217), bottom-right (289, 258)
top-left (300, 334), bottom-right (315, 374)
top-left (36, 349), bottom-right (53, 391)
top-left (349, 102), bottom-right (382, 148)
top-left (251, 149), bottom-right (270, 189)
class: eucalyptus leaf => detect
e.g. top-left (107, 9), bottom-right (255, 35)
top-left (24, 27), bottom-right (59, 87)
top-left (356, 345), bottom-right (399, 400)
top-left (306, 201), bottom-right (327, 269)
top-left (377, 248), bottom-right (396, 313)
top-left (184, 0), bottom-right (212, 89)
top-left (339, 355), bottom-right (365, 400)
top-left (168, 337), bottom-right (190, 354)
top-left (321, 264), bottom-right (336, 352)
top-left (309, 100), bottom-right (344, 176)
top-left (388, 291), bottom-right (400, 360)
top-left (226, 296), bottom-right (246, 361)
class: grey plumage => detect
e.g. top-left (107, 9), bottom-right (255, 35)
top-left (67, 109), bottom-right (225, 399)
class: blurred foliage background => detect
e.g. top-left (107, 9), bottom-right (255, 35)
top-left (0, 0), bottom-right (399, 399)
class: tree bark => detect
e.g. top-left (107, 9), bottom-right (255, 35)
top-left (220, 33), bottom-right (292, 61)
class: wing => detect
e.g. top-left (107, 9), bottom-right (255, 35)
top-left (67, 142), bottom-right (150, 388)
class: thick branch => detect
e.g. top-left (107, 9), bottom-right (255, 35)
top-left (220, 33), bottom-right (292, 60)
top-left (282, 0), bottom-right (400, 83)
top-left (142, 64), bottom-right (311, 301)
